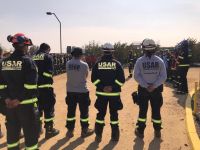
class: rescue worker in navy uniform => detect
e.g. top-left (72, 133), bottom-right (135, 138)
top-left (33, 43), bottom-right (59, 139)
top-left (0, 33), bottom-right (39, 149)
top-left (176, 40), bottom-right (190, 94)
top-left (65, 47), bottom-right (94, 138)
top-left (134, 39), bottom-right (167, 138)
top-left (0, 47), bottom-right (5, 138)
top-left (91, 43), bottom-right (125, 142)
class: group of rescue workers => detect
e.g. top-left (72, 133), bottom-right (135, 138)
top-left (0, 33), bottom-right (190, 150)
top-left (161, 41), bottom-right (191, 94)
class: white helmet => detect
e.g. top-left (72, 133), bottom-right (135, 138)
top-left (102, 43), bottom-right (114, 52)
top-left (141, 38), bottom-right (156, 51)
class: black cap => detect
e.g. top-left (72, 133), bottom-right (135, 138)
top-left (71, 47), bottom-right (83, 57)
top-left (39, 43), bottom-right (50, 51)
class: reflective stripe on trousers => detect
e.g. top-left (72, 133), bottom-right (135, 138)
top-left (7, 141), bottom-right (19, 149)
top-left (110, 120), bottom-right (119, 125)
top-left (81, 118), bottom-right (89, 122)
top-left (67, 117), bottom-right (76, 121)
top-left (152, 119), bottom-right (162, 124)
top-left (96, 119), bottom-right (104, 124)
top-left (138, 118), bottom-right (146, 122)
top-left (26, 143), bottom-right (38, 150)
top-left (20, 97), bottom-right (38, 105)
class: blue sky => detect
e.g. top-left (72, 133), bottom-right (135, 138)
top-left (0, 0), bottom-right (200, 53)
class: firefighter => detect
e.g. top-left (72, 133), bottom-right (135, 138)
top-left (32, 43), bottom-right (59, 139)
top-left (0, 47), bottom-right (5, 138)
top-left (65, 47), bottom-right (94, 138)
top-left (133, 38), bottom-right (167, 139)
top-left (0, 33), bottom-right (39, 149)
top-left (176, 40), bottom-right (190, 94)
top-left (91, 43), bottom-right (125, 142)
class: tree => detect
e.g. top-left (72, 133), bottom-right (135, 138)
top-left (84, 41), bottom-right (101, 56)
top-left (193, 42), bottom-right (200, 62)
top-left (188, 38), bottom-right (199, 62)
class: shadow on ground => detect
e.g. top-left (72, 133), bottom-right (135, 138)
top-left (49, 136), bottom-right (71, 150)
top-left (62, 137), bottom-right (84, 150)
top-left (133, 137), bottom-right (144, 150)
top-left (148, 138), bottom-right (163, 150)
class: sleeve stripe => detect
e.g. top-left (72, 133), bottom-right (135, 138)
top-left (115, 79), bottom-right (124, 86)
top-left (0, 85), bottom-right (7, 89)
top-left (43, 72), bottom-right (53, 78)
top-left (24, 84), bottom-right (37, 89)
top-left (178, 56), bottom-right (184, 59)
top-left (93, 79), bottom-right (100, 85)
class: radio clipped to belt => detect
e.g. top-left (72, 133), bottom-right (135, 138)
top-left (131, 91), bottom-right (139, 105)
top-left (131, 83), bottom-right (139, 105)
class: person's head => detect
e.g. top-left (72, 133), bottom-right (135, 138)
top-left (101, 43), bottom-right (115, 56)
top-left (141, 38), bottom-right (157, 58)
top-left (39, 43), bottom-right (51, 53)
top-left (7, 33), bottom-right (32, 54)
top-left (71, 47), bottom-right (83, 59)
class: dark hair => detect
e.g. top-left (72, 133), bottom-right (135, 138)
top-left (39, 43), bottom-right (50, 51)
top-left (71, 47), bottom-right (83, 57)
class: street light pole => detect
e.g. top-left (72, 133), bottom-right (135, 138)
top-left (46, 12), bottom-right (62, 53)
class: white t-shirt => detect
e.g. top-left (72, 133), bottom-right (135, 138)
top-left (66, 58), bottom-right (89, 93)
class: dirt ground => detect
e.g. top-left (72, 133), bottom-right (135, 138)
top-left (0, 68), bottom-right (199, 150)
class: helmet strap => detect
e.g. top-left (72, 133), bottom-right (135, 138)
top-left (145, 51), bottom-right (154, 58)
top-left (103, 51), bottom-right (112, 55)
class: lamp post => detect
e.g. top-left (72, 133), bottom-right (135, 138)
top-left (46, 12), bottom-right (62, 53)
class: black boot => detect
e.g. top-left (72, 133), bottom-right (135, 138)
top-left (66, 129), bottom-right (74, 138)
top-left (95, 134), bottom-right (102, 143)
top-left (95, 124), bottom-right (104, 143)
top-left (45, 123), bottom-right (60, 139)
top-left (81, 128), bottom-right (94, 138)
top-left (111, 126), bottom-right (120, 142)
top-left (154, 130), bottom-right (161, 138)
top-left (135, 128), bottom-right (144, 139)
